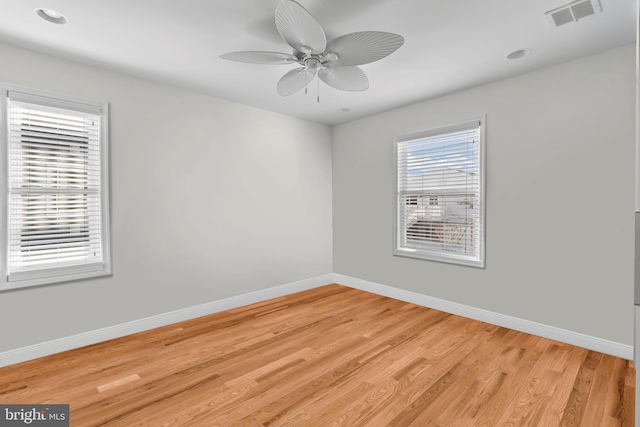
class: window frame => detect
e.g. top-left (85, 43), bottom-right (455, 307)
top-left (0, 82), bottom-right (111, 291)
top-left (393, 116), bottom-right (486, 268)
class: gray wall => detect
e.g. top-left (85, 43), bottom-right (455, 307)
top-left (0, 41), bottom-right (333, 352)
top-left (333, 45), bottom-right (636, 345)
top-left (0, 40), bottom-right (635, 353)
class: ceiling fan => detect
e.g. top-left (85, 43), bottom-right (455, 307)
top-left (220, 0), bottom-right (404, 98)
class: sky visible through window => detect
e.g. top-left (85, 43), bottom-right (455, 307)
top-left (404, 129), bottom-right (479, 190)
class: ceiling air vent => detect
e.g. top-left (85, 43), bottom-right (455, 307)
top-left (545, 0), bottom-right (602, 27)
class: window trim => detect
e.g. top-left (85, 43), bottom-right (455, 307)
top-left (393, 116), bottom-right (486, 268)
top-left (0, 82), bottom-right (111, 291)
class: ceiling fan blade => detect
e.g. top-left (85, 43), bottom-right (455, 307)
top-left (325, 32), bottom-right (404, 66)
top-left (220, 51), bottom-right (298, 65)
top-left (318, 66), bottom-right (369, 92)
top-left (277, 67), bottom-right (318, 96)
top-left (275, 0), bottom-right (326, 55)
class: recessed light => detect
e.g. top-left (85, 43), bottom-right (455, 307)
top-left (506, 49), bottom-right (531, 60)
top-left (336, 108), bottom-right (349, 113)
top-left (36, 8), bottom-right (69, 24)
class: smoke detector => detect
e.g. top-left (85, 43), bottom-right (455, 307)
top-left (545, 0), bottom-right (602, 27)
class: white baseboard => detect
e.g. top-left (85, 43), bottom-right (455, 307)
top-left (0, 274), bottom-right (333, 368)
top-left (1, 272), bottom-right (633, 367)
top-left (333, 273), bottom-right (634, 360)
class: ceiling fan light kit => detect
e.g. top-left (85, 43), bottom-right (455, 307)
top-left (220, 0), bottom-right (404, 98)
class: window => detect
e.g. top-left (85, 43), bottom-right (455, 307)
top-left (0, 84), bottom-right (111, 290)
top-left (394, 117), bottom-right (485, 268)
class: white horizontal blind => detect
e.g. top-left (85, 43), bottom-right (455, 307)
top-left (396, 119), bottom-right (483, 266)
top-left (7, 94), bottom-right (103, 278)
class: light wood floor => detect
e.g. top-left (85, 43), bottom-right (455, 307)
top-left (0, 284), bottom-right (634, 426)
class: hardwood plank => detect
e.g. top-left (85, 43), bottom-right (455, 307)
top-left (557, 350), bottom-right (601, 426)
top-left (385, 327), bottom-right (517, 426)
top-left (582, 353), bottom-right (617, 425)
top-left (0, 284), bottom-right (634, 426)
top-left (468, 342), bottom-right (546, 427)
top-left (537, 346), bottom-right (589, 426)
top-left (603, 357), bottom-right (635, 426)
top-left (96, 374), bottom-right (142, 393)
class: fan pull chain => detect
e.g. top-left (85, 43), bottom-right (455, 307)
top-left (317, 75), bottom-right (320, 103)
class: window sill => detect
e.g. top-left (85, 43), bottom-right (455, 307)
top-left (393, 248), bottom-right (485, 268)
top-left (1, 265), bottom-right (111, 292)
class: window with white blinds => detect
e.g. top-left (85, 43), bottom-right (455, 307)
top-left (1, 85), bottom-right (110, 289)
top-left (394, 117), bottom-right (485, 268)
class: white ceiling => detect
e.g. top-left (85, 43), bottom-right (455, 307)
top-left (0, 0), bottom-right (635, 125)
